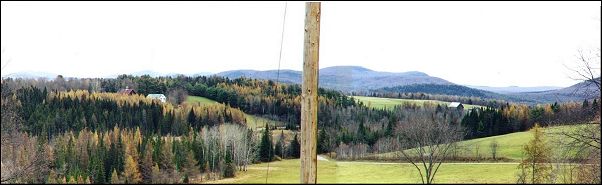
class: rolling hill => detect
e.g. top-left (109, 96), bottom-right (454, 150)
top-left (511, 77), bottom-right (600, 103)
top-left (370, 124), bottom-right (595, 161)
top-left (1, 71), bottom-right (60, 79)
top-left (467, 85), bottom-right (562, 94)
top-left (374, 84), bottom-right (533, 103)
top-left (216, 66), bottom-right (453, 92)
top-left (5, 66), bottom-right (595, 104)
top-left (217, 66), bottom-right (598, 104)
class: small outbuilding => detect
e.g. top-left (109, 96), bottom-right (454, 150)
top-left (448, 102), bottom-right (464, 110)
top-left (117, 86), bottom-right (137, 95)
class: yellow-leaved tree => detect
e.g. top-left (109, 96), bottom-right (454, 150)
top-left (123, 154), bottom-right (142, 184)
top-left (517, 123), bottom-right (552, 183)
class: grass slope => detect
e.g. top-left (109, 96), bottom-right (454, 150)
top-left (373, 124), bottom-right (595, 161)
top-left (186, 96), bottom-right (219, 106)
top-left (352, 96), bottom-right (482, 110)
top-left (208, 158), bottom-right (520, 184)
top-left (186, 95), bottom-right (285, 130)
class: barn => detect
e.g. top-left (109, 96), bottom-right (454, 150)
top-left (117, 86), bottom-right (137, 95)
top-left (448, 102), bottom-right (464, 110)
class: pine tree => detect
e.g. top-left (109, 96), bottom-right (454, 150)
top-left (318, 129), bottom-right (328, 154)
top-left (188, 108), bottom-right (197, 126)
top-left (123, 154), bottom-right (142, 183)
top-left (275, 130), bottom-right (285, 158)
top-left (258, 124), bottom-right (273, 162)
top-left (517, 123), bottom-right (552, 184)
top-left (140, 141), bottom-right (154, 184)
top-left (158, 139), bottom-right (175, 171)
top-left (179, 149), bottom-right (199, 182)
top-left (223, 144), bottom-right (236, 178)
top-left (288, 134), bottom-right (300, 158)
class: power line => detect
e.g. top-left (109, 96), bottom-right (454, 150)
top-left (266, 1), bottom-right (288, 184)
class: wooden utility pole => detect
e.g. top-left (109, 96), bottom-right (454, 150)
top-left (301, 2), bottom-right (320, 184)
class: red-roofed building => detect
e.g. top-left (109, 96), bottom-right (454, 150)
top-left (118, 86), bottom-right (137, 95)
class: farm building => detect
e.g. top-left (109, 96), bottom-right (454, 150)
top-left (448, 102), bottom-right (464, 110)
top-left (147, 94), bottom-right (167, 103)
top-left (117, 86), bottom-right (137, 95)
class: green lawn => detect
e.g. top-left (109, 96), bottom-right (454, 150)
top-left (351, 96), bottom-right (482, 110)
top-left (208, 158), bottom-right (520, 184)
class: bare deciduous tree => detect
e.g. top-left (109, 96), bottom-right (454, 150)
top-left (395, 111), bottom-right (465, 184)
top-left (167, 88), bottom-right (188, 105)
top-left (490, 140), bottom-right (499, 161)
top-left (550, 48), bottom-right (601, 184)
top-left (564, 48), bottom-right (601, 100)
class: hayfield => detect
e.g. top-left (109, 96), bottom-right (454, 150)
top-left (371, 124), bottom-right (596, 161)
top-left (351, 96), bottom-right (482, 110)
top-left (207, 158), bottom-right (521, 184)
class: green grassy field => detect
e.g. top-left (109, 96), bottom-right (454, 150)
top-left (185, 95), bottom-right (286, 130)
top-left (208, 158), bottom-right (520, 184)
top-left (372, 124), bottom-right (595, 161)
top-left (186, 96), bottom-right (219, 106)
top-left (351, 96), bottom-right (482, 110)
top-left (209, 123), bottom-right (591, 184)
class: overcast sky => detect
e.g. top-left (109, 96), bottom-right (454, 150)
top-left (1, 1), bottom-right (600, 87)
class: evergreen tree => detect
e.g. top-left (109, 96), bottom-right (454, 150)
top-left (140, 141), bottom-right (154, 184)
top-left (258, 124), bottom-right (273, 162)
top-left (288, 134), bottom-right (301, 158)
top-left (187, 108), bottom-right (197, 127)
top-left (158, 139), bottom-right (175, 171)
top-left (223, 144), bottom-right (236, 178)
top-left (318, 129), bottom-right (329, 154)
top-left (274, 130), bottom-right (285, 158)
top-left (179, 149), bottom-right (199, 182)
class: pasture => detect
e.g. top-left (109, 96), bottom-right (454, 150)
top-left (207, 158), bottom-right (520, 184)
top-left (371, 124), bottom-right (595, 161)
top-left (351, 96), bottom-right (482, 110)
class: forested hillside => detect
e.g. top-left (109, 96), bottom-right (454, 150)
top-left (1, 75), bottom-right (598, 183)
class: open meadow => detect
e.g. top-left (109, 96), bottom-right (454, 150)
top-left (351, 96), bottom-right (482, 110)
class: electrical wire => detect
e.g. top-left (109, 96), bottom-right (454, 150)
top-left (266, 1), bottom-right (288, 184)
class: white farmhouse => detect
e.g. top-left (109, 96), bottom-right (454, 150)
top-left (147, 94), bottom-right (167, 103)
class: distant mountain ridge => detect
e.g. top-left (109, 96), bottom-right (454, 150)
top-left (511, 78), bottom-right (600, 103)
top-left (376, 84), bottom-right (532, 103)
top-left (216, 66), bottom-right (453, 92)
top-left (2, 70), bottom-right (214, 79)
top-left (3, 67), bottom-right (596, 104)
top-left (467, 85), bottom-right (563, 94)
top-left (2, 71), bottom-right (61, 79)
